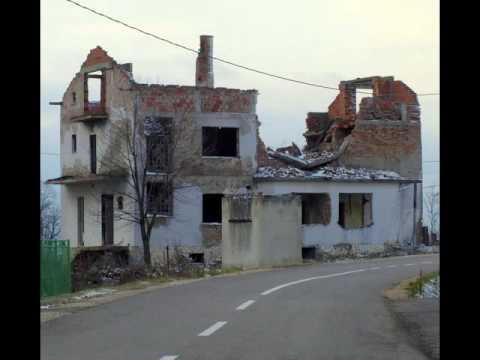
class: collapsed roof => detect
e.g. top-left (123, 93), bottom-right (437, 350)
top-left (257, 76), bottom-right (422, 180)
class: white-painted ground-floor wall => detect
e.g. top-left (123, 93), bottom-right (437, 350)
top-left (61, 181), bottom-right (134, 248)
top-left (60, 178), bottom-right (422, 265)
top-left (254, 180), bottom-right (421, 252)
top-left (61, 181), bottom-right (224, 264)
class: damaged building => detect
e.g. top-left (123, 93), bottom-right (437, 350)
top-left (48, 36), bottom-right (422, 269)
top-left (224, 76), bottom-right (423, 268)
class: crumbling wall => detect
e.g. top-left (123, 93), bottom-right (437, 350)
top-left (340, 121), bottom-right (422, 178)
top-left (300, 76), bottom-right (422, 179)
top-left (138, 85), bottom-right (257, 114)
top-left (303, 112), bottom-right (334, 151)
top-left (61, 46), bottom-right (135, 178)
top-left (328, 83), bottom-right (356, 127)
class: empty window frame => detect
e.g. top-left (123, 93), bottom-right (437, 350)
top-left (301, 193), bottom-right (331, 225)
top-left (203, 194), bottom-right (223, 223)
top-left (202, 127), bottom-right (238, 157)
top-left (84, 70), bottom-right (105, 114)
top-left (146, 181), bottom-right (172, 216)
top-left (338, 193), bottom-right (373, 229)
top-left (72, 134), bottom-right (77, 153)
top-left (145, 117), bottom-right (172, 172)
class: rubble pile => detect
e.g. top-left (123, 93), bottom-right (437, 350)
top-left (256, 166), bottom-right (402, 180)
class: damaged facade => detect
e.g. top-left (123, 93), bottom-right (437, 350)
top-left (48, 37), bottom-right (422, 268)
top-left (228, 75), bottom-right (423, 267)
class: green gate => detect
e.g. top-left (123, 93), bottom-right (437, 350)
top-left (40, 240), bottom-right (72, 298)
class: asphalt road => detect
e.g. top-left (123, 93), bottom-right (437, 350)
top-left (41, 254), bottom-right (439, 360)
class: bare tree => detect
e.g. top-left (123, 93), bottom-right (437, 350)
top-left (40, 184), bottom-right (61, 240)
top-left (83, 90), bottom-right (196, 267)
top-left (424, 189), bottom-right (439, 235)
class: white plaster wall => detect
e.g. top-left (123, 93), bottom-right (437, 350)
top-left (60, 181), bottom-right (135, 247)
top-left (147, 186), bottom-right (204, 249)
top-left (255, 181), bottom-right (411, 250)
top-left (398, 183), bottom-right (422, 246)
top-left (222, 195), bottom-right (302, 269)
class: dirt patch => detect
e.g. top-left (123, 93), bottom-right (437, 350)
top-left (383, 277), bottom-right (418, 301)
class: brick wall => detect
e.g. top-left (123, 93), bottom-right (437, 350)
top-left (138, 85), bottom-right (257, 114)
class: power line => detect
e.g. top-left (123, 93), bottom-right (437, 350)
top-left (65, 0), bottom-right (439, 97)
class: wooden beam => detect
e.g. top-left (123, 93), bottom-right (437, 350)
top-left (49, 101), bottom-right (63, 105)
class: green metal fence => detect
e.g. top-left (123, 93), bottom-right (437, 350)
top-left (40, 240), bottom-right (72, 298)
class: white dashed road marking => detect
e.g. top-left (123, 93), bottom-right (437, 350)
top-left (159, 356), bottom-right (178, 360)
top-left (386, 265), bottom-right (398, 268)
top-left (421, 261), bottom-right (433, 264)
top-left (198, 321), bottom-right (228, 336)
top-left (236, 300), bottom-right (255, 311)
top-left (261, 269), bottom-right (367, 296)
top-left (369, 267), bottom-right (381, 270)
top-left (404, 263), bottom-right (415, 266)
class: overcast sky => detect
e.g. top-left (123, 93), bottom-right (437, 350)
top-left (41, 0), bottom-right (439, 201)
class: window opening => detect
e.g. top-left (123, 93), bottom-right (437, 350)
top-left (356, 89), bottom-right (373, 114)
top-left (145, 117), bottom-right (172, 172)
top-left (301, 193), bottom-right (331, 225)
top-left (147, 181), bottom-right (172, 216)
top-left (203, 194), bottom-right (223, 223)
top-left (202, 127), bottom-right (238, 157)
top-left (84, 70), bottom-right (105, 114)
top-left (72, 134), bottom-right (77, 153)
top-left (338, 193), bottom-right (373, 229)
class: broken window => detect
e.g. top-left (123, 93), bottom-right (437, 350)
top-left (301, 193), bottom-right (331, 225)
top-left (203, 194), bottom-right (223, 223)
top-left (202, 127), bottom-right (238, 157)
top-left (145, 117), bottom-right (172, 173)
top-left (146, 181), bottom-right (172, 216)
top-left (84, 70), bottom-right (105, 114)
top-left (72, 92), bottom-right (76, 104)
top-left (338, 193), bottom-right (373, 229)
top-left (72, 134), bottom-right (77, 153)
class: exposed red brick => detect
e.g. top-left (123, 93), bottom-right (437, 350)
top-left (82, 46), bottom-right (114, 69)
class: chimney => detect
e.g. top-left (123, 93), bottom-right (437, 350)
top-left (196, 35), bottom-right (214, 87)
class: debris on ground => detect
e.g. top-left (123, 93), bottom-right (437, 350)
top-left (72, 288), bottom-right (116, 300)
